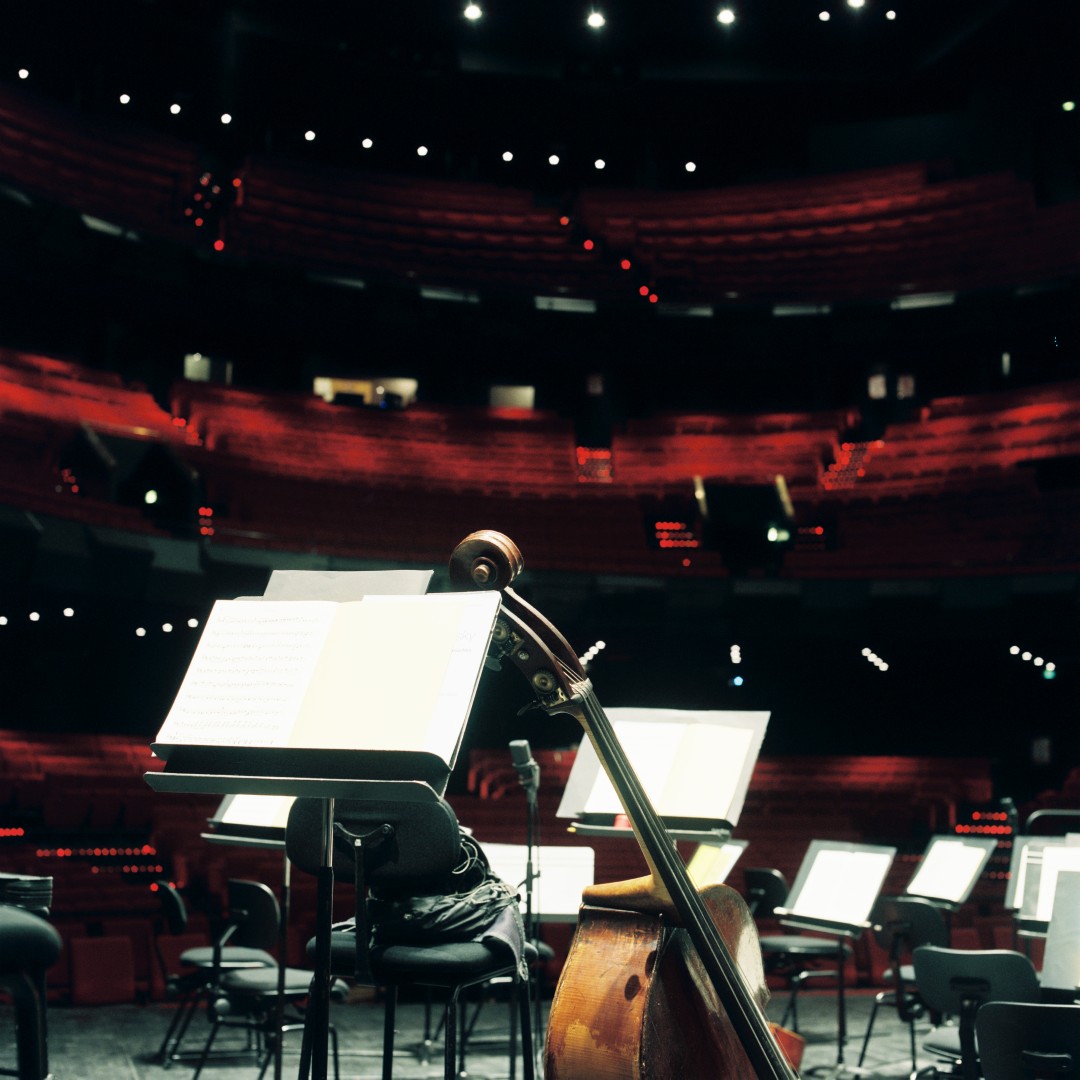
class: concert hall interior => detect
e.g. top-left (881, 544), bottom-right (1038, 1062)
top-left (0, 2), bottom-right (1078, 1078)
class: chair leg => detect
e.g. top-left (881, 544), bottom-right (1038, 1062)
top-left (382, 985), bottom-right (398, 1080)
top-left (190, 1017), bottom-right (223, 1080)
top-left (857, 990), bottom-right (889, 1067)
top-left (3, 968), bottom-right (50, 1080)
top-left (517, 977), bottom-right (536, 1080)
top-left (445, 987), bottom-right (461, 1080)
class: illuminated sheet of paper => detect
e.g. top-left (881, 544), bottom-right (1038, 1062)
top-left (687, 840), bottom-right (747, 887)
top-left (219, 794), bottom-right (295, 831)
top-left (580, 716), bottom-right (758, 820)
top-left (481, 843), bottom-right (595, 921)
top-left (156, 591), bottom-right (500, 765)
top-left (791, 848), bottom-right (893, 926)
top-left (1042, 871), bottom-right (1080, 991)
top-left (906, 840), bottom-right (988, 903)
top-left (1036, 844), bottom-right (1080, 922)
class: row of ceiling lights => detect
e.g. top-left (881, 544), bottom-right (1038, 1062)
top-left (461, 1), bottom-right (898, 27)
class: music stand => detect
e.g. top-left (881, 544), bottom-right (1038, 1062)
top-left (1006, 834), bottom-right (1080, 940)
top-left (1040, 870), bottom-right (1080, 1003)
top-left (686, 837), bottom-right (749, 888)
top-left (145, 571), bottom-right (499, 1080)
top-left (203, 793), bottom-right (295, 1080)
top-left (903, 834), bottom-right (998, 912)
top-left (556, 707), bottom-right (769, 842)
top-left (775, 839), bottom-right (897, 1072)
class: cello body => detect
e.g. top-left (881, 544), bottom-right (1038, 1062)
top-left (545, 885), bottom-right (771, 1080)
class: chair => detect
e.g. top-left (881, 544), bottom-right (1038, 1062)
top-left (285, 794), bottom-right (536, 1080)
top-left (858, 895), bottom-right (950, 1071)
top-left (975, 1002), bottom-right (1080, 1080)
top-left (743, 866), bottom-right (853, 1034)
top-left (912, 945), bottom-right (1041, 1080)
top-left (190, 879), bottom-right (340, 1080)
top-left (0, 903), bottom-right (62, 1080)
top-left (151, 879), bottom-right (277, 1067)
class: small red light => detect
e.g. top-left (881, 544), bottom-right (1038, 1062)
top-left (639, 285), bottom-right (649, 296)
top-left (620, 258), bottom-right (631, 270)
top-left (232, 177), bottom-right (242, 187)
top-left (583, 239), bottom-right (594, 251)
top-left (559, 215), bottom-right (570, 226)
top-left (194, 217), bottom-right (204, 227)
top-left (213, 239), bottom-right (225, 252)
top-left (649, 293), bottom-right (658, 303)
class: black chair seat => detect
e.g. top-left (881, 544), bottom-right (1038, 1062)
top-left (759, 934), bottom-right (852, 959)
top-left (922, 1023), bottom-right (965, 1059)
top-left (181, 945), bottom-right (276, 970)
top-left (0, 905), bottom-right (61, 970)
top-left (221, 965), bottom-right (320, 998)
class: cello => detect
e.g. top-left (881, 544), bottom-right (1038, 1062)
top-left (449, 531), bottom-right (802, 1080)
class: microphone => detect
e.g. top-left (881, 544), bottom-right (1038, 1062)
top-left (509, 739), bottom-right (540, 798)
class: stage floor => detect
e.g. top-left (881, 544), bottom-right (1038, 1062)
top-left (2, 985), bottom-right (936, 1079)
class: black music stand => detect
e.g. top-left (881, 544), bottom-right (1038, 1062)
top-left (774, 839), bottom-right (897, 1074)
top-left (145, 574), bottom-right (500, 1080)
top-left (556, 706), bottom-right (769, 843)
top-left (1006, 833), bottom-right (1080, 943)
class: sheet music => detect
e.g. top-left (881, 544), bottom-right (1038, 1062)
top-left (480, 842), bottom-right (595, 921)
top-left (217, 793), bottom-right (295, 831)
top-left (156, 591), bottom-right (500, 765)
top-left (790, 847), bottom-right (893, 926)
top-left (1035, 844), bottom-right (1080, 922)
top-left (687, 839), bottom-right (747, 887)
top-left (158, 600), bottom-right (338, 748)
top-left (905, 839), bottom-right (990, 903)
top-left (1041, 870), bottom-right (1080, 991)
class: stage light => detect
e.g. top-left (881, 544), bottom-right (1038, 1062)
top-left (819, 11), bottom-right (830, 21)
top-left (136, 627), bottom-right (146, 637)
top-left (0, 617), bottom-right (7, 626)
top-left (17, 69), bottom-right (28, 80)
top-left (639, 285), bottom-right (649, 296)
top-left (1034, 657), bottom-right (1044, 666)
top-left (583, 239), bottom-right (594, 250)
top-left (685, 161), bottom-right (697, 172)
top-left (717, 8), bottom-right (735, 25)
top-left (63, 608), bottom-right (74, 618)
top-left (119, 93), bottom-right (131, 104)
top-left (213, 239), bottom-right (225, 251)
top-left (1009, 645), bottom-right (1020, 654)
top-left (464, 3), bottom-right (482, 19)
top-left (1064, 101), bottom-right (1077, 112)
top-left (220, 113), bottom-right (232, 125)
top-left (187, 618), bottom-right (199, 629)
top-left (620, 258), bottom-right (632, 270)
top-left (594, 158), bottom-right (606, 170)
top-left (587, 11), bottom-right (606, 29)
top-left (548, 154), bottom-right (560, 165)
top-left (847, 0), bottom-right (865, 8)
top-left (169, 103), bottom-right (181, 115)
top-left (731, 676), bottom-right (744, 687)
top-left (362, 137), bottom-right (373, 148)
top-left (1022, 651), bottom-right (1032, 661)
top-left (417, 145), bottom-right (429, 156)
top-left (29, 612), bottom-right (40, 622)
top-left (886, 9), bottom-right (896, 18)
top-left (502, 150), bottom-right (513, 162)
top-left (304, 130), bottom-right (316, 141)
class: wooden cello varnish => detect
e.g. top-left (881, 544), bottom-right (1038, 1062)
top-left (545, 878), bottom-right (777, 1080)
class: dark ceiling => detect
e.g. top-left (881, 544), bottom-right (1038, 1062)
top-left (3, 1), bottom-right (1076, 188)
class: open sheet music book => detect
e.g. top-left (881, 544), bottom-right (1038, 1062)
top-left (151, 589), bottom-right (501, 790)
top-left (557, 707), bottom-right (769, 833)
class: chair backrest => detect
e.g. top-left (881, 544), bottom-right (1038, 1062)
top-left (225, 879), bottom-right (281, 953)
top-left (871, 895), bottom-right (950, 957)
top-left (285, 795), bottom-right (464, 898)
top-left (742, 867), bottom-right (789, 918)
top-left (913, 946), bottom-right (1041, 1016)
top-left (976, 1002), bottom-right (1080, 1080)
top-left (156, 880), bottom-right (188, 936)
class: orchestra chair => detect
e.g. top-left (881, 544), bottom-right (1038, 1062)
top-left (189, 879), bottom-right (341, 1080)
top-left (151, 879), bottom-right (276, 1067)
top-left (975, 1002), bottom-right (1080, 1080)
top-left (285, 795), bottom-right (536, 1080)
top-left (857, 895), bottom-right (950, 1072)
top-left (0, 903), bottom-right (62, 1080)
top-left (743, 866), bottom-right (853, 1034)
top-left (911, 944), bottom-right (1041, 1080)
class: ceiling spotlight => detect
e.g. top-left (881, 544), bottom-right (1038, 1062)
top-left (63, 607), bottom-right (74, 618)
top-left (685, 161), bottom-right (697, 173)
top-left (220, 113), bottom-right (232, 125)
top-left (136, 627), bottom-right (146, 637)
top-left (886, 9), bottom-right (897, 18)
top-left (169, 103), bottom-right (181, 115)
top-left (548, 154), bottom-right (560, 165)
top-left (417, 145), bottom-right (429, 157)
top-left (162, 623), bottom-right (173, 633)
top-left (361, 137), bottom-right (373, 149)
top-left (1009, 645), bottom-right (1020, 654)
top-left (1021, 651), bottom-right (1032, 661)
top-left (304, 130), bottom-right (316, 141)
top-left (187, 618), bottom-right (199, 628)
top-left (119, 93), bottom-right (131, 104)
top-left (502, 150), bottom-right (513, 162)
top-left (464, 3), bottom-right (482, 19)
top-left (847, 0), bottom-right (865, 8)
top-left (1064, 101), bottom-right (1077, 112)
top-left (29, 612), bottom-right (40, 622)
top-left (818, 11), bottom-right (830, 21)
top-left (17, 68), bottom-right (29, 80)
top-left (717, 7), bottom-right (735, 25)
top-left (594, 158), bottom-right (606, 170)
top-left (587, 11), bottom-right (606, 29)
